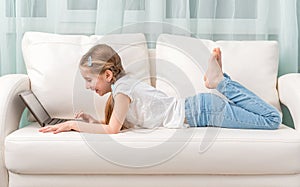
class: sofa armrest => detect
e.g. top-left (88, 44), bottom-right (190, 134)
top-left (0, 74), bottom-right (30, 187)
top-left (278, 73), bottom-right (300, 130)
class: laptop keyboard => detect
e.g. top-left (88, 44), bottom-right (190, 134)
top-left (48, 118), bottom-right (68, 125)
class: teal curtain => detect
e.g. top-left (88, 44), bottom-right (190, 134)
top-left (1, 0), bottom-right (298, 76)
top-left (0, 0), bottom-right (299, 127)
top-left (95, 0), bottom-right (299, 76)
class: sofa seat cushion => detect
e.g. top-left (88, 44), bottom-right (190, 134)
top-left (5, 123), bottom-right (300, 175)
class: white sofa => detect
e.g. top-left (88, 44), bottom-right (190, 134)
top-left (1, 32), bottom-right (300, 187)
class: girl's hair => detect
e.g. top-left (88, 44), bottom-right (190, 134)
top-left (80, 44), bottom-right (126, 128)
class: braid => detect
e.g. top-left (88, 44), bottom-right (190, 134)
top-left (103, 60), bottom-right (125, 83)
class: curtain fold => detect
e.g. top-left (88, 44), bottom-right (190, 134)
top-left (95, 0), bottom-right (125, 34)
top-left (278, 0), bottom-right (298, 76)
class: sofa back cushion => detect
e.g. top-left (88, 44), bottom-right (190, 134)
top-left (156, 34), bottom-right (281, 111)
top-left (22, 32), bottom-right (150, 120)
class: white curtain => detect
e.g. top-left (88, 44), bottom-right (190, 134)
top-left (0, 0), bottom-right (298, 76)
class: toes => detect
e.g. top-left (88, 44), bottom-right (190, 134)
top-left (212, 48), bottom-right (222, 69)
top-left (213, 48), bottom-right (220, 55)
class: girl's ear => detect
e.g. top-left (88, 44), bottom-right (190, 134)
top-left (104, 69), bottom-right (113, 83)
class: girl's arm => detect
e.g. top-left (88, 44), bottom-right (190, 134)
top-left (72, 93), bottom-right (130, 134)
top-left (39, 93), bottom-right (130, 134)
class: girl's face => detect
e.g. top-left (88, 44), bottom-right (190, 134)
top-left (80, 68), bottom-right (113, 96)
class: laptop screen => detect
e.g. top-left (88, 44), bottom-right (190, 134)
top-left (19, 91), bottom-right (50, 124)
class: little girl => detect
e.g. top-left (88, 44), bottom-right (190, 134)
top-left (39, 44), bottom-right (282, 134)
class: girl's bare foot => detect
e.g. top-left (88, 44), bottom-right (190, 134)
top-left (204, 48), bottom-right (222, 81)
top-left (204, 50), bottom-right (224, 89)
top-left (213, 48), bottom-right (222, 69)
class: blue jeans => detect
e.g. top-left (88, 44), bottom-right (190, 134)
top-left (185, 73), bottom-right (282, 130)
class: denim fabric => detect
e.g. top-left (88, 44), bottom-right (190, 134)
top-left (184, 73), bottom-right (282, 130)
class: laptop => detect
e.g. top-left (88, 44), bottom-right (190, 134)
top-left (19, 90), bottom-right (75, 127)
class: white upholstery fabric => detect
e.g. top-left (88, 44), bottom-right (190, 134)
top-left (22, 32), bottom-right (150, 120)
top-left (156, 34), bottom-right (281, 111)
top-left (8, 172), bottom-right (300, 187)
top-left (156, 34), bottom-right (211, 98)
top-left (0, 74), bottom-right (30, 187)
top-left (278, 73), bottom-right (300, 130)
top-left (5, 123), bottom-right (300, 175)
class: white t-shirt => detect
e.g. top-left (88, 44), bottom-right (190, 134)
top-left (111, 75), bottom-right (189, 129)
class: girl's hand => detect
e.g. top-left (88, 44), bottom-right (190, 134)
top-left (39, 121), bottom-right (76, 134)
top-left (74, 111), bottom-right (98, 123)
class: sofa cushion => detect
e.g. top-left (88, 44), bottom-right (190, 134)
top-left (22, 32), bottom-right (150, 120)
top-left (5, 123), bottom-right (300, 175)
top-left (156, 34), bottom-right (281, 112)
